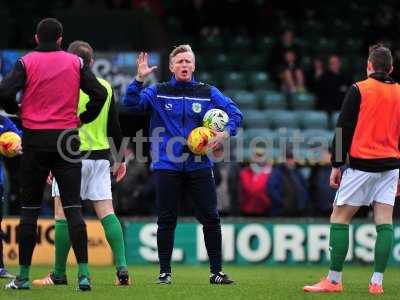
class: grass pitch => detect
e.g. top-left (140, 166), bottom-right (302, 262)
top-left (1, 265), bottom-right (399, 299)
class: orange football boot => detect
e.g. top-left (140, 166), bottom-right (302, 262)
top-left (369, 283), bottom-right (384, 295)
top-left (303, 277), bottom-right (343, 293)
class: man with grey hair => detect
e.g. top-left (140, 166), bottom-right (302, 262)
top-left (123, 45), bottom-right (242, 284)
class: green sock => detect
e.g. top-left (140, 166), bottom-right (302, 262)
top-left (78, 263), bottom-right (89, 277)
top-left (54, 219), bottom-right (71, 277)
top-left (19, 265), bottom-right (30, 280)
top-left (374, 224), bottom-right (393, 273)
top-left (329, 223), bottom-right (349, 272)
top-left (101, 214), bottom-right (127, 268)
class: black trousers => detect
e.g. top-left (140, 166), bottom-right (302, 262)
top-left (18, 149), bottom-right (88, 266)
top-left (0, 185), bottom-right (3, 268)
top-left (154, 167), bottom-right (222, 274)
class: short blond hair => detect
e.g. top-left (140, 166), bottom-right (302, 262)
top-left (169, 44), bottom-right (195, 65)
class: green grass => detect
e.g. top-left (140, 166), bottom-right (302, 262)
top-left (1, 265), bottom-right (400, 299)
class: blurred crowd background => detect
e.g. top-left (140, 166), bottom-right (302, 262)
top-left (1, 0), bottom-right (400, 219)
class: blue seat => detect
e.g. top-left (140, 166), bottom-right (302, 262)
top-left (257, 90), bottom-right (287, 110)
top-left (223, 72), bottom-right (246, 89)
top-left (255, 36), bottom-right (275, 52)
top-left (200, 36), bottom-right (223, 51)
top-left (197, 72), bottom-right (214, 84)
top-left (223, 89), bottom-right (242, 98)
top-left (212, 53), bottom-right (233, 70)
top-left (248, 71), bottom-right (271, 89)
top-left (316, 38), bottom-right (337, 54)
top-left (242, 109), bottom-right (269, 129)
top-left (265, 110), bottom-right (299, 129)
top-left (302, 129), bottom-right (333, 147)
top-left (244, 128), bottom-right (277, 148)
top-left (241, 56), bottom-right (267, 70)
top-left (224, 89), bottom-right (257, 110)
top-left (228, 36), bottom-right (252, 51)
top-left (301, 129), bottom-right (333, 163)
top-left (331, 111), bottom-right (340, 128)
top-left (297, 110), bottom-right (329, 129)
top-left (275, 127), bottom-right (303, 142)
top-left (291, 92), bottom-right (316, 110)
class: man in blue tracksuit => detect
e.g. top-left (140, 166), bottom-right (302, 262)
top-left (123, 45), bottom-right (242, 284)
top-left (0, 115), bottom-right (22, 279)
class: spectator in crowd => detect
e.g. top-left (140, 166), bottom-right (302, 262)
top-left (309, 148), bottom-right (336, 217)
top-left (315, 54), bottom-right (352, 114)
top-left (214, 162), bottom-right (229, 215)
top-left (114, 157), bottom-right (155, 216)
top-left (267, 150), bottom-right (309, 217)
top-left (269, 29), bottom-right (301, 83)
top-left (280, 50), bottom-right (306, 93)
top-left (216, 161), bottom-right (241, 216)
top-left (239, 147), bottom-right (272, 216)
top-left (306, 57), bottom-right (324, 92)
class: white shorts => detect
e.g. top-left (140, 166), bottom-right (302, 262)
top-left (334, 168), bottom-right (399, 207)
top-left (52, 159), bottom-right (112, 201)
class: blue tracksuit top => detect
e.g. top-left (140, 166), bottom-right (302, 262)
top-left (123, 76), bottom-right (243, 172)
top-left (0, 115), bottom-right (23, 186)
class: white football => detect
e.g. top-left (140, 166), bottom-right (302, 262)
top-left (203, 109), bottom-right (229, 132)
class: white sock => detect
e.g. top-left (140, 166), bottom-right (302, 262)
top-left (327, 270), bottom-right (342, 283)
top-left (370, 272), bottom-right (383, 285)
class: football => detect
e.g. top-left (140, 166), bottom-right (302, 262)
top-left (0, 131), bottom-right (21, 158)
top-left (203, 108), bottom-right (229, 132)
top-left (187, 127), bottom-right (216, 155)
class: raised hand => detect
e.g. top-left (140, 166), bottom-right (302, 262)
top-left (136, 52), bottom-right (158, 82)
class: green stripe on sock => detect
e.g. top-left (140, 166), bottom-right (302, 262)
top-left (101, 214), bottom-right (127, 268)
top-left (54, 219), bottom-right (71, 277)
top-left (329, 223), bottom-right (349, 272)
top-left (374, 224), bottom-right (393, 273)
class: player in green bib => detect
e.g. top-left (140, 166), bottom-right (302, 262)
top-left (32, 41), bottom-right (130, 287)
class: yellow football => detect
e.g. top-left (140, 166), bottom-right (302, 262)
top-left (187, 127), bottom-right (216, 155)
top-left (0, 131), bottom-right (21, 158)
